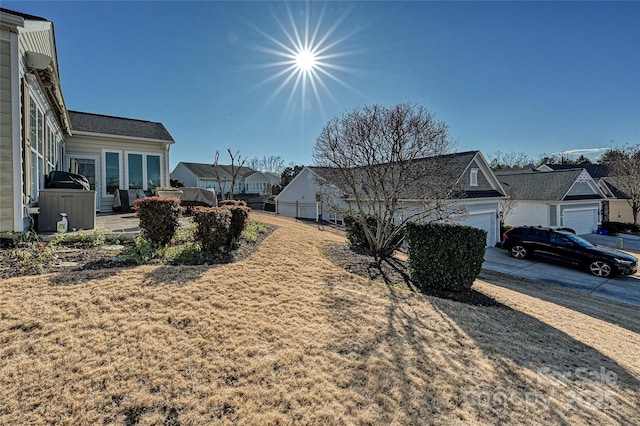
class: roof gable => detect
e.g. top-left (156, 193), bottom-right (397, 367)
top-left (69, 111), bottom-right (174, 142)
top-left (496, 169), bottom-right (604, 201)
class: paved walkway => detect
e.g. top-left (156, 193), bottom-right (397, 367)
top-left (95, 212), bottom-right (141, 235)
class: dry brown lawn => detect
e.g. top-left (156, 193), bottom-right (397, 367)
top-left (1, 212), bottom-right (639, 425)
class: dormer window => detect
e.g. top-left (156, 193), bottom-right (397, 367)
top-left (470, 168), bottom-right (479, 187)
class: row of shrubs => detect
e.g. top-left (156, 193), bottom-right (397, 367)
top-left (134, 197), bottom-right (251, 252)
top-left (345, 214), bottom-right (486, 292)
top-left (599, 221), bottom-right (640, 234)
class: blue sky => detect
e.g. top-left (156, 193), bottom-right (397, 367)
top-left (6, 1), bottom-right (640, 170)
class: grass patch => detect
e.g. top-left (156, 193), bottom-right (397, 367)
top-left (1, 213), bottom-right (639, 424)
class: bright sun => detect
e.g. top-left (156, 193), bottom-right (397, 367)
top-left (250, 2), bottom-right (361, 117)
top-left (295, 49), bottom-right (317, 72)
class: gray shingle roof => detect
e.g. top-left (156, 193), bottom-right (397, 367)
top-left (179, 162), bottom-right (255, 180)
top-left (542, 163), bottom-right (610, 178)
top-left (310, 150), bottom-right (504, 200)
top-left (496, 169), bottom-right (589, 200)
top-left (69, 111), bottom-right (174, 142)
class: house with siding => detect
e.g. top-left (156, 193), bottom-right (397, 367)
top-left (536, 163), bottom-right (633, 223)
top-left (275, 151), bottom-right (507, 246)
top-left (0, 8), bottom-right (174, 231)
top-left (495, 168), bottom-right (607, 234)
top-left (66, 111), bottom-right (174, 213)
top-left (170, 162), bottom-right (280, 196)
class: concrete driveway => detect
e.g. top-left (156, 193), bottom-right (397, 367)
top-left (483, 243), bottom-right (640, 308)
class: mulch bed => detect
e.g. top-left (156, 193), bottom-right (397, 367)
top-left (323, 244), bottom-right (499, 306)
top-left (0, 238), bottom-right (135, 280)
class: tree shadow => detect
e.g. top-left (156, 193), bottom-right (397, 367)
top-left (479, 269), bottom-right (640, 334)
top-left (319, 263), bottom-right (640, 424)
top-left (140, 264), bottom-right (212, 286)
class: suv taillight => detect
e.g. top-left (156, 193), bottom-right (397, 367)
top-left (503, 231), bottom-right (509, 240)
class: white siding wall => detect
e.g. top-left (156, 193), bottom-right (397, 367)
top-left (66, 134), bottom-right (168, 212)
top-left (276, 168), bottom-right (322, 220)
top-left (0, 37), bottom-right (15, 232)
top-left (170, 163), bottom-right (199, 187)
top-left (505, 201), bottom-right (550, 228)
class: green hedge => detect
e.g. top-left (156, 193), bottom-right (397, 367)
top-left (406, 222), bottom-right (486, 292)
top-left (134, 197), bottom-right (182, 247)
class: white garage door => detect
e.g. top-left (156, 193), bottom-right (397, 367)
top-left (563, 209), bottom-right (598, 235)
top-left (457, 212), bottom-right (496, 247)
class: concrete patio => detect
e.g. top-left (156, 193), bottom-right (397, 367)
top-left (95, 212), bottom-right (141, 235)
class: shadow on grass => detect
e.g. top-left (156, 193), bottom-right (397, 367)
top-left (321, 244), bottom-right (640, 424)
top-left (479, 269), bottom-right (640, 335)
top-left (429, 294), bottom-right (640, 424)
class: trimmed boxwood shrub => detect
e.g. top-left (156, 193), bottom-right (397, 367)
top-left (344, 213), bottom-right (404, 254)
top-left (406, 222), bottom-right (486, 292)
top-left (134, 196), bottom-right (182, 247)
top-left (220, 200), bottom-right (252, 247)
top-left (192, 206), bottom-right (232, 253)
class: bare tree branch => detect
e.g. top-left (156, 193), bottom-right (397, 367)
top-left (313, 103), bottom-right (459, 259)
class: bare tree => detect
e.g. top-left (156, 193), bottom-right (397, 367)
top-left (261, 155), bottom-right (285, 173)
top-left (213, 149), bottom-right (247, 200)
top-left (499, 185), bottom-right (518, 227)
top-left (489, 151), bottom-right (535, 170)
top-left (313, 103), bottom-right (460, 260)
top-left (247, 156), bottom-right (261, 171)
top-left (601, 145), bottom-right (640, 224)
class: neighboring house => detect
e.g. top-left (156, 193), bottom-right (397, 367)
top-left (0, 8), bottom-right (174, 232)
top-left (275, 151), bottom-right (507, 246)
top-left (66, 111), bottom-right (175, 212)
top-left (496, 168), bottom-right (607, 235)
top-left (170, 162), bottom-right (279, 196)
top-left (536, 163), bottom-right (634, 223)
top-left (244, 171), bottom-right (281, 195)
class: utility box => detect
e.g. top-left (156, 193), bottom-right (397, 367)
top-left (37, 189), bottom-right (96, 232)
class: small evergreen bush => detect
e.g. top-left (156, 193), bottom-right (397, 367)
top-left (134, 196), bottom-right (182, 247)
top-left (192, 206), bottom-right (232, 253)
top-left (344, 213), bottom-right (404, 253)
top-left (406, 222), bottom-right (486, 292)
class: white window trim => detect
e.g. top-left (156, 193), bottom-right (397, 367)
top-left (470, 168), bottom-right (479, 187)
top-left (25, 76), bottom-right (65, 204)
top-left (124, 151), bottom-right (164, 191)
top-left (102, 150), bottom-right (123, 197)
top-left (64, 154), bottom-right (100, 210)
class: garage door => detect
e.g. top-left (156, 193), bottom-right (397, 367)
top-left (457, 212), bottom-right (496, 247)
top-left (563, 209), bottom-right (598, 235)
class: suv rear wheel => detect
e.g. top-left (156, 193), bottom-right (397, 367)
top-left (589, 260), bottom-right (612, 278)
top-left (510, 245), bottom-right (528, 259)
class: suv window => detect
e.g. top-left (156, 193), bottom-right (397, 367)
top-left (529, 228), bottom-right (549, 240)
top-left (550, 232), bottom-right (572, 245)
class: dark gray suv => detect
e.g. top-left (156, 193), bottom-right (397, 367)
top-left (502, 226), bottom-right (637, 278)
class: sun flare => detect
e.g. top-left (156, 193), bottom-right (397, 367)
top-left (295, 48), bottom-right (317, 72)
top-left (250, 3), bottom-right (362, 117)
